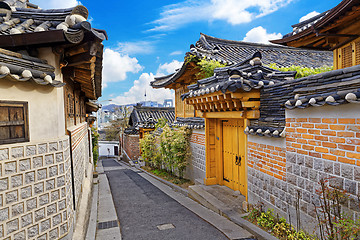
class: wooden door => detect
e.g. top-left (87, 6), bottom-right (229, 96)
top-left (222, 119), bottom-right (246, 195)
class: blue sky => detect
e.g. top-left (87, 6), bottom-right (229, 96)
top-left (32, 0), bottom-right (339, 105)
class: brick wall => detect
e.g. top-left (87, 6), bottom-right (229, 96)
top-left (286, 116), bottom-right (360, 220)
top-left (248, 142), bottom-right (286, 180)
top-left (123, 134), bottom-right (140, 162)
top-left (0, 136), bottom-right (73, 239)
top-left (248, 105), bottom-right (360, 231)
top-left (185, 130), bottom-right (206, 182)
top-left (247, 137), bottom-right (290, 213)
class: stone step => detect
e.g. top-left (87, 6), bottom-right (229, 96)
top-left (188, 184), bottom-right (279, 240)
top-left (194, 178), bottom-right (204, 185)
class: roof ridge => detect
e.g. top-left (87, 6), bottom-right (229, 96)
top-left (199, 32), bottom-right (329, 52)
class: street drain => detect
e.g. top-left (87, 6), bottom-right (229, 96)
top-left (157, 223), bottom-right (175, 230)
top-left (97, 220), bottom-right (118, 230)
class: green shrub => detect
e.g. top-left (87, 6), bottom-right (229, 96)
top-left (267, 63), bottom-right (333, 79)
top-left (91, 127), bottom-right (99, 166)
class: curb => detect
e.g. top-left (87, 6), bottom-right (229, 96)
top-left (85, 176), bottom-right (99, 240)
top-left (224, 211), bottom-right (279, 240)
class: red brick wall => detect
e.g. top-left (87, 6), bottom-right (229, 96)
top-left (123, 134), bottom-right (140, 161)
top-left (286, 118), bottom-right (360, 166)
top-left (190, 132), bottom-right (205, 146)
top-left (248, 142), bottom-right (286, 180)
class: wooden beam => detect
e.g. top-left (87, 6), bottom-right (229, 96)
top-left (204, 111), bottom-right (245, 119)
top-left (246, 110), bottom-right (260, 119)
top-left (242, 101), bottom-right (260, 109)
top-left (231, 91), bottom-right (260, 99)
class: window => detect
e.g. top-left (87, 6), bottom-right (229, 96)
top-left (0, 101), bottom-right (29, 145)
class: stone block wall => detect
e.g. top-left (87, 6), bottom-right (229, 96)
top-left (0, 136), bottom-right (73, 240)
top-left (247, 105), bottom-right (360, 232)
top-left (286, 115), bottom-right (360, 220)
top-left (247, 136), bottom-right (290, 215)
top-left (123, 134), bottom-right (140, 162)
top-left (185, 130), bottom-right (206, 182)
top-left (68, 123), bottom-right (90, 208)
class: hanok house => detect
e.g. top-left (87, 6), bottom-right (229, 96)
top-left (151, 33), bottom-right (332, 183)
top-left (0, 1), bottom-right (106, 239)
top-left (122, 106), bottom-right (175, 162)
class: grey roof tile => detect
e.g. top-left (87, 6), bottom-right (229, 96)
top-left (151, 33), bottom-right (332, 88)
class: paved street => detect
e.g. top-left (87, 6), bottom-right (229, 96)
top-left (101, 158), bottom-right (228, 240)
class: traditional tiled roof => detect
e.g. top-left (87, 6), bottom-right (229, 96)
top-left (180, 52), bottom-right (297, 138)
top-left (245, 126), bottom-right (286, 138)
top-left (124, 127), bottom-right (139, 135)
top-left (271, 0), bottom-right (360, 50)
top-left (128, 106), bottom-right (175, 129)
top-left (284, 65), bottom-right (360, 109)
top-left (181, 52), bottom-right (296, 100)
top-left (151, 33), bottom-right (332, 89)
top-left (0, 1), bottom-right (107, 47)
top-left (172, 117), bottom-right (205, 129)
top-left (0, 47), bottom-right (64, 87)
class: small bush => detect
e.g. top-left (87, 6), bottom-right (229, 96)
top-left (267, 63), bottom-right (333, 79)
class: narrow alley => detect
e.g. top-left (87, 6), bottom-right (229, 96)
top-left (94, 157), bottom-right (254, 240)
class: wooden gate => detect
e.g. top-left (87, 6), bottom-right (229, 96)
top-left (222, 119), bottom-right (246, 194)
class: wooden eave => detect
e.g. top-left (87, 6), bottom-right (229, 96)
top-left (0, 30), bottom-right (66, 49)
top-left (271, 1), bottom-right (360, 50)
top-left (184, 90), bottom-right (260, 119)
top-left (62, 41), bottom-right (103, 100)
top-left (165, 61), bottom-right (199, 90)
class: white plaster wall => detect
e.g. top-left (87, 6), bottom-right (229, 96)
top-left (0, 47), bottom-right (66, 142)
top-left (99, 142), bottom-right (119, 156)
top-left (248, 135), bottom-right (286, 148)
top-left (286, 103), bottom-right (360, 118)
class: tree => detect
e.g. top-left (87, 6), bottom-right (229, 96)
top-left (104, 106), bottom-right (131, 141)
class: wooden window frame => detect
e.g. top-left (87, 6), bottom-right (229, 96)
top-left (0, 100), bottom-right (29, 145)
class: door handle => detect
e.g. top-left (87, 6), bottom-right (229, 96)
top-left (238, 156), bottom-right (242, 166)
top-left (235, 155), bottom-right (239, 165)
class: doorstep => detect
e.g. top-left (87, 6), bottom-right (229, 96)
top-left (188, 184), bottom-right (279, 240)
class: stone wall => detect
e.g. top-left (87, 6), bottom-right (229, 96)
top-left (185, 129), bottom-right (206, 182)
top-left (0, 136), bottom-right (73, 239)
top-left (247, 136), bottom-right (289, 218)
top-left (68, 123), bottom-right (90, 208)
top-left (247, 104), bottom-right (360, 232)
top-left (123, 134), bottom-right (140, 162)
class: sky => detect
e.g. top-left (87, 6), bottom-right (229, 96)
top-left (32, 0), bottom-right (340, 106)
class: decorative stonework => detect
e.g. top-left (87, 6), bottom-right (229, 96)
top-left (0, 136), bottom-right (73, 239)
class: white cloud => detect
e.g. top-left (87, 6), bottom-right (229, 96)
top-left (156, 60), bottom-right (183, 76)
top-left (117, 41), bottom-right (155, 55)
top-left (32, 0), bottom-right (81, 9)
top-left (299, 11), bottom-right (320, 23)
top-left (170, 51), bottom-right (183, 56)
top-left (111, 61), bottom-right (183, 105)
top-left (149, 0), bottom-right (293, 31)
top-left (111, 73), bottom-right (174, 105)
top-left (242, 26), bottom-right (282, 44)
top-left (102, 48), bottom-right (143, 88)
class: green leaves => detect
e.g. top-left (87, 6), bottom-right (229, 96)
top-left (184, 54), bottom-right (226, 79)
top-left (140, 124), bottom-right (191, 178)
top-left (196, 57), bottom-right (226, 79)
top-left (267, 63), bottom-right (333, 79)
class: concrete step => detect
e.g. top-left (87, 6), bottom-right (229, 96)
top-left (189, 185), bottom-right (246, 216)
top-left (194, 178), bottom-right (204, 185)
top-left (188, 184), bottom-right (279, 240)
